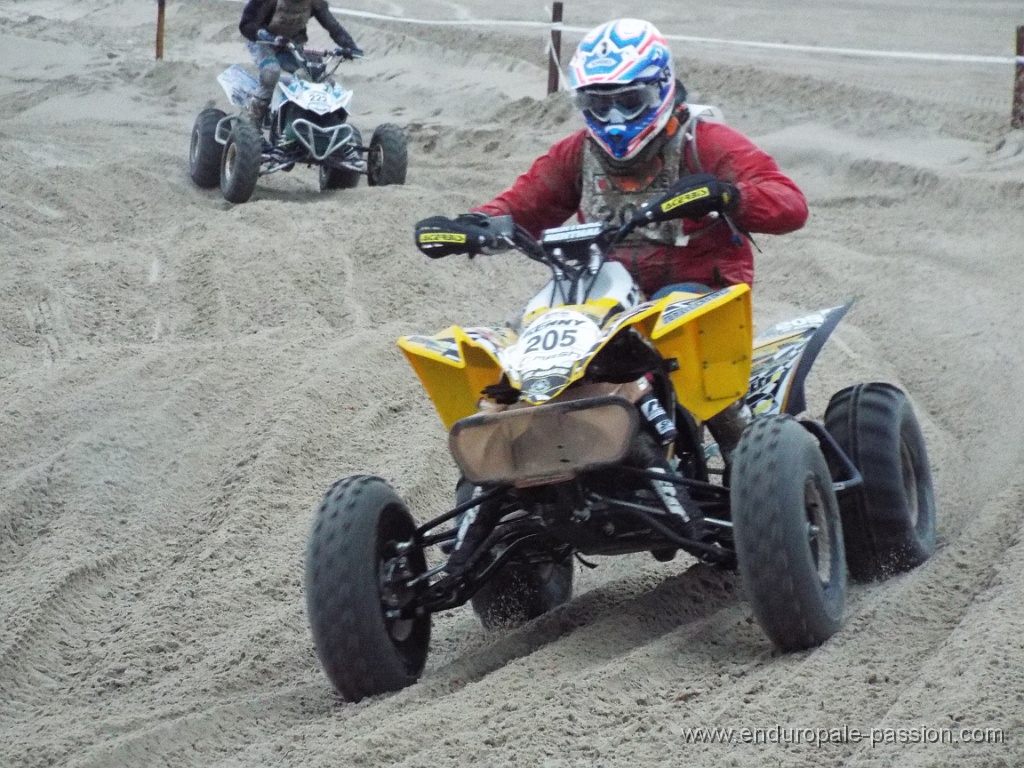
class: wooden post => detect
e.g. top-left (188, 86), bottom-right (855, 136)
top-left (1013, 25), bottom-right (1024, 129)
top-left (547, 2), bottom-right (564, 95)
top-left (156, 0), bottom-right (166, 60)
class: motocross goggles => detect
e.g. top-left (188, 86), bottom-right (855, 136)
top-left (572, 81), bottom-right (662, 124)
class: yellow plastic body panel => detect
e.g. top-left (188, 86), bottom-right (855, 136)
top-left (521, 296), bottom-right (623, 329)
top-left (400, 285), bottom-right (753, 430)
top-left (398, 326), bottom-right (506, 430)
top-left (627, 285), bottom-right (753, 422)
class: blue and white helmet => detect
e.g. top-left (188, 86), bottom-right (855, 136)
top-left (568, 19), bottom-right (676, 164)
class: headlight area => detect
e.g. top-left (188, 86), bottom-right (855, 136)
top-left (448, 395), bottom-right (639, 487)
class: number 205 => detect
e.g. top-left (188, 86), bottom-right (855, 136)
top-left (524, 328), bottom-right (577, 353)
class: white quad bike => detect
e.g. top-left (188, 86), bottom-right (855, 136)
top-left (189, 42), bottom-right (407, 203)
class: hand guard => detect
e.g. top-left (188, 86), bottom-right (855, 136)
top-left (414, 214), bottom-right (498, 259)
top-left (635, 173), bottom-right (740, 224)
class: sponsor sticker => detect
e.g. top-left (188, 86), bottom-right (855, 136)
top-left (660, 187), bottom-right (710, 212)
top-left (419, 232), bottom-right (466, 244)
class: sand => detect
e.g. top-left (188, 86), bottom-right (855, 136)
top-left (2, 1), bottom-right (1023, 766)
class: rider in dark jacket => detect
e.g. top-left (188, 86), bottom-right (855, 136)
top-left (238, 0), bottom-right (360, 125)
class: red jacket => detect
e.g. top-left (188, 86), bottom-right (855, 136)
top-left (474, 117), bottom-right (808, 295)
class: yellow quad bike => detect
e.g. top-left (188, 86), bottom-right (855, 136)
top-left (304, 180), bottom-right (937, 702)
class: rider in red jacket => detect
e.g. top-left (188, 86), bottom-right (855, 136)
top-left (471, 21), bottom-right (807, 297)
top-left (469, 18), bottom-right (809, 461)
top-left (417, 18), bottom-right (809, 572)
top-left (473, 118), bottom-right (807, 296)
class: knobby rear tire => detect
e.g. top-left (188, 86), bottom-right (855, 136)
top-left (367, 123), bottom-right (408, 186)
top-left (824, 382), bottom-right (936, 581)
top-left (189, 108), bottom-right (225, 188)
top-left (319, 125), bottom-right (362, 191)
top-left (471, 561), bottom-right (574, 630)
top-left (455, 481), bottom-right (574, 629)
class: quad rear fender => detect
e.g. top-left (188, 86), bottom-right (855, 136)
top-left (747, 301), bottom-right (853, 418)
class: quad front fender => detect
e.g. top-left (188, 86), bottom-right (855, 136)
top-left (601, 285), bottom-right (752, 422)
top-left (649, 285), bottom-right (753, 422)
top-left (216, 65), bottom-right (259, 108)
top-left (399, 326), bottom-right (509, 429)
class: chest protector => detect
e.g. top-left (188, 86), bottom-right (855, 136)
top-left (580, 111), bottom-right (721, 248)
top-left (267, 0), bottom-right (312, 40)
top-left (580, 124), bottom-right (688, 246)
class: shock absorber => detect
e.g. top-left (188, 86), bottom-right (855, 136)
top-left (637, 387), bottom-right (678, 445)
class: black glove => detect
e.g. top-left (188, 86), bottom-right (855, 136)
top-left (635, 173), bottom-right (740, 225)
top-left (337, 45), bottom-right (363, 59)
top-left (414, 213), bottom-right (497, 259)
top-left (334, 31), bottom-right (357, 50)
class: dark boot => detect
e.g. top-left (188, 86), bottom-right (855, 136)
top-left (706, 400), bottom-right (752, 479)
top-left (444, 501), bottom-right (500, 576)
top-left (649, 466), bottom-right (709, 544)
top-left (706, 400), bottom-right (752, 459)
top-left (245, 95), bottom-right (270, 128)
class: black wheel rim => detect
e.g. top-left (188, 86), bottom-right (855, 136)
top-left (805, 476), bottom-right (833, 584)
top-left (900, 438), bottom-right (920, 529)
top-left (223, 142), bottom-right (238, 184)
top-left (369, 143), bottom-right (383, 182)
top-left (378, 554), bottom-right (415, 642)
top-left (375, 508), bottom-right (425, 649)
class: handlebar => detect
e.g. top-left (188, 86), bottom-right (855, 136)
top-left (262, 37), bottom-right (363, 62)
top-left (302, 45), bottom-right (364, 60)
top-left (416, 173), bottom-right (738, 267)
